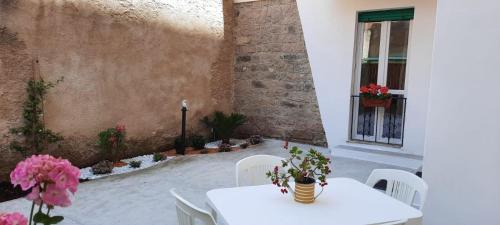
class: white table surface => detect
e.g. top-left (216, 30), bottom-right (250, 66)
top-left (207, 178), bottom-right (422, 225)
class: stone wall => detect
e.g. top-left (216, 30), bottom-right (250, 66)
top-left (0, 0), bottom-right (234, 181)
top-left (233, 0), bottom-right (326, 146)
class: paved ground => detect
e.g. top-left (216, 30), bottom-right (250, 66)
top-left (0, 139), bottom-right (406, 225)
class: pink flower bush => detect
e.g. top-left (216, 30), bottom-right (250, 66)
top-left (10, 155), bottom-right (79, 208)
top-left (10, 155), bottom-right (80, 225)
top-left (0, 212), bottom-right (28, 225)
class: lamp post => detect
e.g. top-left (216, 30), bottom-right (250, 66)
top-left (180, 100), bottom-right (188, 154)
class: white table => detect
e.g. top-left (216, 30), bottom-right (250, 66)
top-left (207, 178), bottom-right (422, 225)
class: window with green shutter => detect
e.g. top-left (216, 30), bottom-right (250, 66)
top-left (350, 8), bottom-right (414, 146)
top-left (358, 8), bottom-right (414, 23)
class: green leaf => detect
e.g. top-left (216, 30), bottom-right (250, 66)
top-left (33, 212), bottom-right (64, 225)
top-left (48, 216), bottom-right (64, 224)
top-left (33, 212), bottom-right (50, 224)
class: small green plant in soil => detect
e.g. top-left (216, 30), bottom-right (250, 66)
top-left (190, 134), bottom-right (206, 150)
top-left (201, 111), bottom-right (247, 144)
top-left (97, 124), bottom-right (126, 162)
top-left (247, 135), bottom-right (263, 145)
top-left (91, 160), bottom-right (114, 175)
top-left (153, 152), bottom-right (166, 162)
top-left (9, 77), bottom-right (64, 157)
top-left (129, 160), bottom-right (142, 168)
top-left (218, 143), bottom-right (232, 152)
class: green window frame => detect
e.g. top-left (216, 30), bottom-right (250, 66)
top-left (358, 8), bottom-right (414, 23)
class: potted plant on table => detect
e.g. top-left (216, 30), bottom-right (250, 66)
top-left (360, 83), bottom-right (392, 108)
top-left (266, 142), bottom-right (332, 204)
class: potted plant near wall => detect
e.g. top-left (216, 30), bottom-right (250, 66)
top-left (360, 83), bottom-right (392, 108)
top-left (266, 143), bottom-right (332, 204)
top-left (201, 111), bottom-right (246, 145)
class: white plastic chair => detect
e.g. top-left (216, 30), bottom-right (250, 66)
top-left (236, 155), bottom-right (285, 187)
top-left (170, 189), bottom-right (217, 225)
top-left (366, 169), bottom-right (428, 210)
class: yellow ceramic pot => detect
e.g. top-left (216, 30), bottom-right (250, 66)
top-left (294, 182), bottom-right (315, 204)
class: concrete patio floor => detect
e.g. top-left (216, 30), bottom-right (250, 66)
top-left (0, 139), bottom-right (407, 225)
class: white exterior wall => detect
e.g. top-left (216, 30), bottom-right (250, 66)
top-left (422, 0), bottom-right (500, 224)
top-left (296, 0), bottom-right (436, 156)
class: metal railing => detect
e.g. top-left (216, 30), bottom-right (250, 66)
top-left (349, 95), bottom-right (407, 147)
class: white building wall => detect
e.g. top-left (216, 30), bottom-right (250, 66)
top-left (296, 0), bottom-right (436, 156)
top-left (422, 0), bottom-right (500, 224)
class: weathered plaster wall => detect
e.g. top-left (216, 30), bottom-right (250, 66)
top-left (0, 0), bottom-right (234, 180)
top-left (233, 0), bottom-right (326, 146)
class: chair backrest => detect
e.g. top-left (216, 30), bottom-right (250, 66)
top-left (366, 169), bottom-right (428, 210)
top-left (236, 155), bottom-right (285, 187)
top-left (170, 189), bottom-right (217, 225)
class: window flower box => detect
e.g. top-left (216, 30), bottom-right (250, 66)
top-left (360, 83), bottom-right (392, 109)
top-left (361, 97), bottom-right (392, 108)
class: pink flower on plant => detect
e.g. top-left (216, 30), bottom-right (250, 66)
top-left (48, 161), bottom-right (80, 193)
top-left (41, 184), bottom-right (71, 207)
top-left (115, 124), bottom-right (126, 133)
top-left (10, 155), bottom-right (80, 207)
top-left (0, 212), bottom-right (28, 225)
top-left (25, 186), bottom-right (42, 205)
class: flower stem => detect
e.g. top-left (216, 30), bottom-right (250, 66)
top-left (34, 202), bottom-right (44, 225)
top-left (29, 201), bottom-right (35, 225)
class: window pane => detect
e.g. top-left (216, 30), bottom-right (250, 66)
top-left (382, 95), bottom-right (405, 141)
top-left (357, 106), bottom-right (376, 137)
top-left (387, 21), bottom-right (410, 90)
top-left (360, 22), bottom-right (382, 87)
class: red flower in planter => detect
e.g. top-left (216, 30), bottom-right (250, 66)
top-left (359, 83), bottom-right (392, 108)
top-left (380, 86), bottom-right (389, 95)
top-left (360, 86), bottom-right (369, 94)
top-left (360, 83), bottom-right (391, 99)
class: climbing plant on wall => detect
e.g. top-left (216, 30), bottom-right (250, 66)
top-left (9, 77), bottom-right (64, 157)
